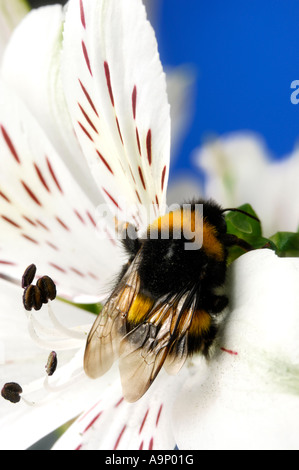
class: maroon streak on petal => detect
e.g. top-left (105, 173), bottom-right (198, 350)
top-left (78, 121), bottom-right (94, 142)
top-left (22, 216), bottom-right (37, 227)
top-left (114, 397), bottom-right (124, 408)
top-left (96, 150), bottom-right (114, 174)
top-left (1, 215), bottom-right (21, 229)
top-left (46, 241), bottom-right (59, 251)
top-left (34, 163), bottom-right (50, 192)
top-left (78, 103), bottom-right (98, 134)
top-left (139, 409), bottom-right (149, 434)
top-left (156, 404), bottom-right (163, 426)
top-left (0, 260), bottom-right (16, 265)
top-left (74, 209), bottom-right (86, 224)
top-left (21, 180), bottom-right (42, 206)
top-left (104, 61), bottom-right (114, 107)
top-left (139, 441), bottom-right (144, 450)
top-left (146, 129), bottom-right (152, 165)
top-left (79, 0), bottom-right (86, 28)
top-left (135, 190), bottom-right (142, 204)
top-left (113, 425), bottom-right (126, 450)
top-left (56, 217), bottom-right (70, 231)
top-left (83, 411), bottom-right (103, 434)
top-left (102, 187), bottom-right (122, 210)
top-left (115, 117), bottom-right (124, 145)
top-left (49, 263), bottom-right (67, 273)
top-left (86, 211), bottom-right (97, 227)
top-left (78, 80), bottom-right (99, 117)
top-left (155, 194), bottom-right (159, 206)
top-left (70, 267), bottom-right (85, 277)
top-left (161, 166), bottom-right (167, 191)
top-left (220, 347), bottom-right (238, 356)
top-left (82, 41), bottom-right (93, 76)
top-left (0, 190), bottom-right (11, 203)
top-left (46, 158), bottom-right (63, 193)
top-left (21, 234), bottom-right (39, 244)
top-left (148, 437), bottom-right (154, 450)
top-left (136, 127), bottom-right (141, 156)
top-left (36, 219), bottom-right (50, 231)
top-left (132, 85), bottom-right (137, 119)
top-left (1, 125), bottom-right (21, 164)
top-left (138, 166), bottom-right (146, 190)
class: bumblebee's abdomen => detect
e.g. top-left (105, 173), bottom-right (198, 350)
top-left (187, 309), bottom-right (217, 356)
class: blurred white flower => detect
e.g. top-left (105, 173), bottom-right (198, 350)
top-left (196, 132), bottom-right (299, 236)
top-left (0, 0), bottom-right (29, 62)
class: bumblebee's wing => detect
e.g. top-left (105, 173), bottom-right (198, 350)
top-left (84, 259), bottom-right (140, 378)
top-left (118, 291), bottom-right (197, 402)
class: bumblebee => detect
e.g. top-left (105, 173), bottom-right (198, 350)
top-left (84, 199), bottom-right (256, 402)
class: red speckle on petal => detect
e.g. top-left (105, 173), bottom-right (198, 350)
top-left (132, 85), bottom-right (137, 119)
top-left (136, 127), bottom-right (141, 156)
top-left (34, 163), bottom-right (50, 193)
top-left (1, 125), bottom-right (21, 164)
top-left (86, 211), bottom-right (97, 227)
top-left (78, 103), bottom-right (98, 134)
top-left (21, 234), bottom-right (39, 244)
top-left (0, 190), bottom-right (11, 203)
top-left (96, 150), bottom-right (114, 174)
top-left (102, 187), bottom-right (122, 210)
top-left (78, 80), bottom-right (99, 117)
top-left (139, 441), bottom-right (144, 450)
top-left (79, 0), bottom-right (86, 28)
top-left (114, 425), bottom-right (126, 450)
top-left (46, 158), bottom-right (63, 194)
top-left (1, 215), bottom-right (21, 229)
top-left (221, 347), bottom-right (238, 356)
top-left (148, 437), bottom-right (154, 450)
top-left (138, 166), bottom-right (146, 190)
top-left (49, 263), bottom-right (67, 273)
top-left (104, 61), bottom-right (114, 107)
top-left (83, 411), bottom-right (103, 434)
top-left (114, 397), bottom-right (124, 408)
top-left (161, 166), bottom-right (167, 191)
top-left (146, 129), bottom-right (152, 165)
top-left (156, 404), bottom-right (163, 426)
top-left (21, 180), bottom-right (42, 206)
top-left (135, 190), bottom-right (142, 204)
top-left (0, 260), bottom-right (16, 265)
top-left (78, 121), bottom-right (94, 142)
top-left (70, 267), bottom-right (85, 277)
top-left (139, 409), bottom-right (149, 434)
top-left (82, 41), bottom-right (92, 76)
top-left (115, 117), bottom-right (124, 145)
top-left (56, 217), bottom-right (70, 232)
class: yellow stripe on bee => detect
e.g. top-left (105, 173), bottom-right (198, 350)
top-left (189, 310), bottom-right (212, 336)
top-left (148, 208), bottom-right (225, 260)
top-left (127, 294), bottom-right (154, 324)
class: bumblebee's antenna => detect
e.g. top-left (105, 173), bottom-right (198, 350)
top-left (221, 207), bottom-right (260, 223)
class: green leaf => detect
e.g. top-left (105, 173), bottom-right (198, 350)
top-left (225, 204), bottom-right (276, 263)
top-left (57, 296), bottom-right (103, 315)
top-left (269, 231), bottom-right (299, 257)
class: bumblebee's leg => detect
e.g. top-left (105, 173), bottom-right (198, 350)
top-left (223, 233), bottom-right (254, 252)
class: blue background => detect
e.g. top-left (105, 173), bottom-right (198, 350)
top-left (30, 0), bottom-right (299, 182)
top-left (154, 0), bottom-right (299, 181)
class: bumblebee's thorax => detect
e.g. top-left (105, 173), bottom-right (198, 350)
top-left (137, 201), bottom-right (228, 298)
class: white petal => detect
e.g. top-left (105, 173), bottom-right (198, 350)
top-left (173, 250), bottom-right (299, 450)
top-left (1, 5), bottom-right (104, 207)
top-left (0, 80), bottom-right (122, 299)
top-left (53, 367), bottom-right (188, 450)
top-left (62, 0), bottom-right (171, 229)
top-left (0, 0), bottom-right (29, 62)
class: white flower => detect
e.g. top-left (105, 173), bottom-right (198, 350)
top-left (0, 0), bottom-right (29, 62)
top-left (0, 0), bottom-right (193, 450)
top-left (173, 249), bottom-right (299, 450)
top-left (1, 0), bottom-right (299, 452)
top-left (196, 132), bottom-right (299, 236)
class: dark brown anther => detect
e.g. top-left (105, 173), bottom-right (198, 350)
top-left (21, 264), bottom-right (37, 289)
top-left (46, 351), bottom-right (58, 376)
top-left (36, 276), bottom-right (57, 303)
top-left (23, 284), bottom-right (43, 311)
top-left (1, 382), bottom-right (23, 404)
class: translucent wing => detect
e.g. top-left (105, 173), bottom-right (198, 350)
top-left (84, 256), bottom-right (141, 378)
top-left (119, 291), bottom-right (197, 402)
